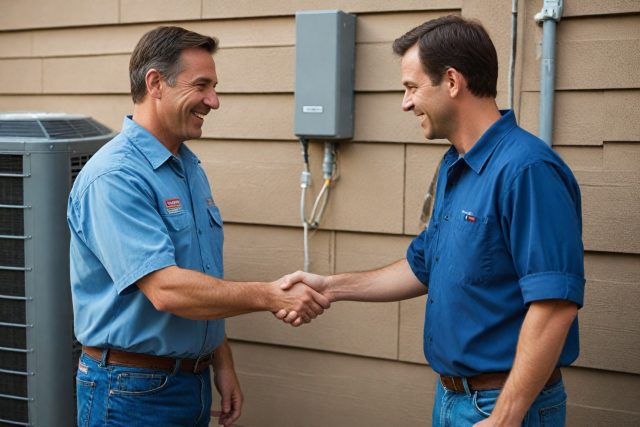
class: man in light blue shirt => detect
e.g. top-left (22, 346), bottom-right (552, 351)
top-left (68, 26), bottom-right (329, 427)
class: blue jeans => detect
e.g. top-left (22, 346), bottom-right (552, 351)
top-left (76, 351), bottom-right (212, 426)
top-left (432, 376), bottom-right (567, 427)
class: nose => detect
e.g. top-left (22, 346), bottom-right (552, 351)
top-left (204, 87), bottom-right (220, 110)
top-left (401, 89), bottom-right (413, 112)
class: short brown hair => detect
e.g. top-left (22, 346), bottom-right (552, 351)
top-left (129, 26), bottom-right (218, 103)
top-left (392, 15), bottom-right (498, 98)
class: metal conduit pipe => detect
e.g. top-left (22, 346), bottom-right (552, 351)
top-left (534, 0), bottom-right (563, 146)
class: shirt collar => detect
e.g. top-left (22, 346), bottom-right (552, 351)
top-left (121, 116), bottom-right (174, 170)
top-left (461, 109), bottom-right (517, 175)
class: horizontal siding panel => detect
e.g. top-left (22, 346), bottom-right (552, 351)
top-left (568, 405), bottom-right (640, 427)
top-left (357, 10), bottom-right (458, 44)
top-left (0, 59), bottom-right (42, 94)
top-left (203, 0), bottom-right (462, 20)
top-left (216, 47), bottom-right (293, 93)
top-left (195, 139), bottom-right (406, 233)
top-left (404, 144), bottom-right (450, 236)
top-left (335, 231), bottom-right (412, 273)
top-left (519, 90), bottom-right (640, 146)
top-left (564, 367), bottom-right (640, 417)
top-left (577, 280), bottom-right (640, 374)
top-left (222, 223), bottom-right (332, 280)
top-left (119, 0), bottom-right (201, 24)
top-left (193, 140), bottom-right (302, 227)
top-left (228, 302), bottom-right (400, 360)
top-left (226, 341), bottom-right (434, 427)
top-left (604, 142), bottom-right (640, 172)
top-left (581, 184), bottom-right (640, 254)
top-left (555, 146), bottom-right (603, 171)
top-left (563, 0), bottom-right (640, 17)
top-left (399, 296), bottom-right (428, 364)
top-left (0, 95), bottom-right (130, 130)
top-left (0, 0), bottom-right (119, 31)
top-left (42, 55), bottom-right (130, 94)
top-left (0, 33), bottom-right (33, 58)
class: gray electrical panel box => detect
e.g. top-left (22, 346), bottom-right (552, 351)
top-left (294, 10), bottom-right (356, 139)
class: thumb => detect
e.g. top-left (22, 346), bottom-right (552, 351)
top-left (280, 271), bottom-right (302, 290)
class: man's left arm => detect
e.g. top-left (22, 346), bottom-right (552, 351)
top-left (474, 299), bottom-right (577, 427)
top-left (212, 337), bottom-right (243, 427)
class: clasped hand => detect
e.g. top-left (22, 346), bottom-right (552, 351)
top-left (271, 271), bottom-right (329, 327)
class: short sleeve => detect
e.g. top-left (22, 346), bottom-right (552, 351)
top-left (69, 170), bottom-right (176, 294)
top-left (501, 162), bottom-right (585, 307)
top-left (406, 227), bottom-right (432, 287)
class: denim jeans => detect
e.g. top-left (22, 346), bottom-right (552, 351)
top-left (76, 351), bottom-right (212, 426)
top-left (432, 376), bottom-right (567, 427)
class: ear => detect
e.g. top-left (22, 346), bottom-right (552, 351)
top-left (145, 69), bottom-right (163, 100)
top-left (444, 67), bottom-right (465, 98)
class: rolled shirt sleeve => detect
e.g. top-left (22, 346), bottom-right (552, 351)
top-left (69, 170), bottom-right (176, 294)
top-left (501, 161), bottom-right (585, 307)
top-left (406, 226), bottom-right (432, 288)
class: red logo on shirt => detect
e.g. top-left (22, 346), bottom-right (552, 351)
top-left (165, 198), bottom-right (182, 214)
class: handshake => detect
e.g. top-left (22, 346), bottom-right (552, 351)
top-left (268, 270), bottom-right (331, 327)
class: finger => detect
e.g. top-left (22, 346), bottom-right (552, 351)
top-left (284, 311), bottom-right (298, 323)
top-left (229, 391), bottom-right (243, 425)
top-left (221, 393), bottom-right (231, 415)
top-left (307, 299), bottom-right (324, 317)
top-left (292, 317), bottom-right (304, 327)
top-left (274, 309), bottom-right (288, 319)
top-left (311, 289), bottom-right (331, 309)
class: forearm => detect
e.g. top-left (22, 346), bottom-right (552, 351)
top-left (138, 266), bottom-right (272, 320)
top-left (325, 259), bottom-right (427, 303)
top-left (490, 300), bottom-right (577, 425)
top-left (213, 337), bottom-right (235, 371)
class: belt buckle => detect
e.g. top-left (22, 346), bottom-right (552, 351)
top-left (192, 352), bottom-right (212, 373)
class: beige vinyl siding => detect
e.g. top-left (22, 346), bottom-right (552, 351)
top-left (0, 0), bottom-right (638, 425)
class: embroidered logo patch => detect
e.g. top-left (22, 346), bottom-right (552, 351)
top-left (461, 210), bottom-right (477, 222)
top-left (205, 197), bottom-right (215, 206)
top-left (165, 198), bottom-right (183, 214)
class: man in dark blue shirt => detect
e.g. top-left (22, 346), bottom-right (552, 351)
top-left (279, 15), bottom-right (584, 427)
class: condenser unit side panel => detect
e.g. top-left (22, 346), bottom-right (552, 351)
top-left (24, 150), bottom-right (75, 427)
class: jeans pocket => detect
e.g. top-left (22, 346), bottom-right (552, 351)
top-left (111, 371), bottom-right (169, 396)
top-left (472, 390), bottom-right (499, 418)
top-left (76, 378), bottom-right (96, 427)
top-left (539, 398), bottom-right (567, 427)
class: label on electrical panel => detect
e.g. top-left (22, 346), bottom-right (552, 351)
top-left (302, 106), bottom-right (324, 113)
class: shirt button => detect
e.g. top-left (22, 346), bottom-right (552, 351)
top-left (444, 215), bottom-right (449, 221)
top-left (435, 256), bottom-right (440, 262)
top-left (206, 264), bottom-right (211, 270)
top-left (198, 229), bottom-right (203, 235)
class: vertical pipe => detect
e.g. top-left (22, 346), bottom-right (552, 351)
top-left (508, 0), bottom-right (518, 110)
top-left (535, 0), bottom-right (563, 147)
top-left (539, 19), bottom-right (557, 146)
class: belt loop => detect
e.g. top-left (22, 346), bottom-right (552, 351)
top-left (171, 358), bottom-right (182, 376)
top-left (462, 377), bottom-right (472, 396)
top-left (100, 348), bottom-right (109, 368)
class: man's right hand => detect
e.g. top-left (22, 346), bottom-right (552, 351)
top-left (273, 271), bottom-right (331, 326)
top-left (268, 274), bottom-right (330, 326)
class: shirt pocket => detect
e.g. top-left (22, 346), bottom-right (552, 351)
top-left (207, 205), bottom-right (223, 229)
top-left (448, 215), bottom-right (495, 285)
top-left (162, 212), bottom-right (191, 232)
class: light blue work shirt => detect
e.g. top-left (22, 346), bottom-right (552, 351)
top-left (407, 110), bottom-right (585, 377)
top-left (68, 116), bottom-right (225, 358)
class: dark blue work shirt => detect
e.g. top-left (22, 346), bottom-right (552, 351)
top-left (407, 110), bottom-right (585, 377)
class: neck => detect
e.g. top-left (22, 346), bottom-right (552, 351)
top-left (132, 102), bottom-right (181, 155)
top-left (449, 97), bottom-right (501, 155)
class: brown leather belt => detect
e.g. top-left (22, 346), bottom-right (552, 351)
top-left (440, 367), bottom-right (562, 393)
top-left (82, 346), bottom-right (214, 374)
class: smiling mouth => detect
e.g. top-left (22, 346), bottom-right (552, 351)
top-left (192, 111), bottom-right (206, 120)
